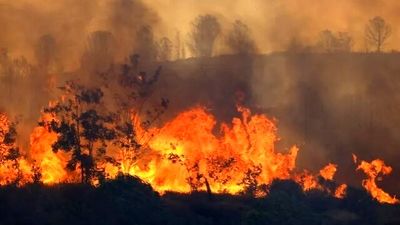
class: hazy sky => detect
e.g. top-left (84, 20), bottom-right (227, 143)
top-left (1, 0), bottom-right (400, 66)
top-left (147, 0), bottom-right (400, 52)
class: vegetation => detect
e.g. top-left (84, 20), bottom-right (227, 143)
top-left (135, 25), bottom-right (158, 62)
top-left (81, 31), bottom-right (116, 73)
top-left (365, 16), bottom-right (392, 52)
top-left (39, 82), bottom-right (116, 183)
top-left (0, 177), bottom-right (398, 225)
top-left (157, 37), bottom-right (173, 61)
top-left (317, 30), bottom-right (353, 53)
top-left (189, 14), bottom-right (221, 57)
top-left (226, 20), bottom-right (258, 54)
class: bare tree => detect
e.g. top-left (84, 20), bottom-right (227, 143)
top-left (365, 16), bottom-right (391, 53)
top-left (226, 20), bottom-right (258, 54)
top-left (189, 14), bottom-right (221, 57)
top-left (157, 37), bottom-right (173, 61)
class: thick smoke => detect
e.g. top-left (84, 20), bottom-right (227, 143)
top-left (0, 0), bottom-right (159, 147)
top-left (0, 0), bottom-right (158, 68)
top-left (2, 0), bottom-right (400, 61)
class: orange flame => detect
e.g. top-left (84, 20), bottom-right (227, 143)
top-left (355, 156), bottom-right (399, 204)
top-left (30, 124), bottom-right (69, 184)
top-left (3, 105), bottom-right (350, 198)
top-left (294, 170), bottom-right (320, 191)
top-left (6, 103), bottom-right (400, 205)
top-left (29, 113), bottom-right (78, 184)
top-left (0, 113), bottom-right (33, 185)
top-left (334, 184), bottom-right (347, 199)
top-left (319, 163), bottom-right (337, 181)
top-left (295, 163), bottom-right (347, 198)
top-left (128, 106), bottom-right (299, 194)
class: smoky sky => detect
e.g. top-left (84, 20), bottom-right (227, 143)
top-left (147, 0), bottom-right (400, 52)
top-left (0, 0), bottom-right (159, 69)
top-left (2, 0), bottom-right (400, 68)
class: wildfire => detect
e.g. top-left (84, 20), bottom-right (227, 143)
top-left (2, 104), bottom-right (400, 204)
top-left (29, 123), bottom-right (69, 184)
top-left (0, 113), bottom-right (32, 185)
top-left (355, 156), bottom-right (399, 204)
top-left (319, 163), bottom-right (337, 181)
top-left (129, 106), bottom-right (299, 194)
top-left (334, 184), bottom-right (347, 199)
top-left (294, 170), bottom-right (320, 191)
top-left (294, 163), bottom-right (348, 198)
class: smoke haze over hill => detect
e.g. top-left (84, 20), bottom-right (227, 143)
top-left (2, 0), bottom-right (400, 66)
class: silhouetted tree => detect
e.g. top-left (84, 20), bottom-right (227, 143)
top-left (335, 32), bottom-right (353, 52)
top-left (318, 30), bottom-right (353, 53)
top-left (175, 31), bottom-right (183, 60)
top-left (318, 30), bottom-right (336, 52)
top-left (365, 16), bottom-right (391, 53)
top-left (226, 20), bottom-right (257, 54)
top-left (157, 37), bottom-right (173, 61)
top-left (40, 81), bottom-right (116, 183)
top-left (81, 31), bottom-right (116, 73)
top-left (135, 25), bottom-right (157, 62)
top-left (34, 34), bottom-right (60, 72)
top-left (189, 14), bottom-right (221, 57)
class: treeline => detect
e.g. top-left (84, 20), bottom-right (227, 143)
top-left (289, 16), bottom-right (392, 53)
top-left (0, 176), bottom-right (399, 225)
top-left (0, 14), bottom-right (394, 81)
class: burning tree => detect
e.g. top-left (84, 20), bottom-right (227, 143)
top-left (0, 114), bottom-right (19, 184)
top-left (0, 114), bottom-right (32, 185)
top-left (111, 57), bottom-right (168, 175)
top-left (40, 81), bottom-right (116, 184)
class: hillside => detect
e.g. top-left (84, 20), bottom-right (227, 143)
top-left (142, 53), bottom-right (400, 195)
top-left (1, 176), bottom-right (399, 225)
